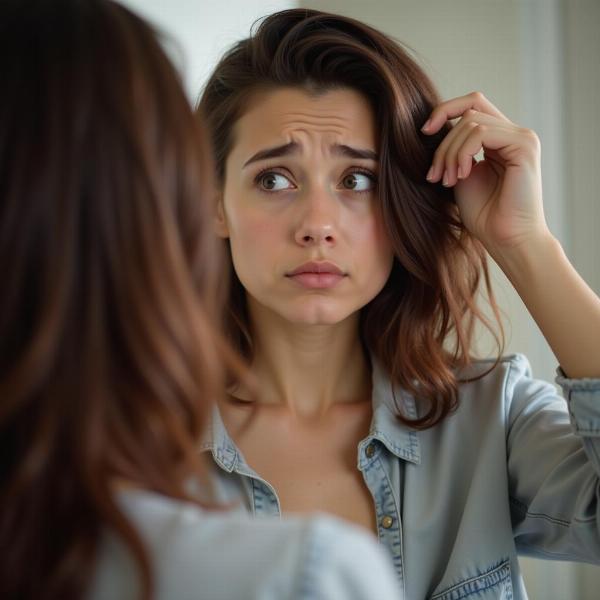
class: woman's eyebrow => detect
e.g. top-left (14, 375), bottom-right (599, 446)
top-left (333, 144), bottom-right (378, 161)
top-left (242, 141), bottom-right (378, 168)
top-left (243, 142), bottom-right (298, 168)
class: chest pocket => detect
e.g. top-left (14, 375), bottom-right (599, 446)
top-left (430, 559), bottom-right (513, 600)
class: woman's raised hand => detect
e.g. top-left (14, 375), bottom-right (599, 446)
top-left (422, 91), bottom-right (549, 257)
top-left (423, 92), bottom-right (600, 379)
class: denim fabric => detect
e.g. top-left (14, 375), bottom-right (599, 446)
top-left (89, 490), bottom-right (401, 599)
top-left (200, 354), bottom-right (600, 599)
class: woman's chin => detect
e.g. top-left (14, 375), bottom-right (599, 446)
top-left (278, 304), bottom-right (357, 327)
top-left (247, 293), bottom-right (362, 327)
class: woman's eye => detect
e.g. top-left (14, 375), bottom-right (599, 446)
top-left (341, 172), bottom-right (375, 192)
top-left (258, 172), bottom-right (293, 191)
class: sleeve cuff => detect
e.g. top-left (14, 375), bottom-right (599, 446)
top-left (556, 366), bottom-right (600, 436)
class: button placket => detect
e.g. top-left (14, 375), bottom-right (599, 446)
top-left (361, 451), bottom-right (405, 596)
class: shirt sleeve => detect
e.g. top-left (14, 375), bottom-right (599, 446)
top-left (506, 354), bottom-right (600, 562)
top-left (302, 515), bottom-right (401, 599)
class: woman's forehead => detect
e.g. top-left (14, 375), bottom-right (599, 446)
top-left (229, 86), bottom-right (377, 162)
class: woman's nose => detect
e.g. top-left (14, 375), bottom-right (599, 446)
top-left (293, 189), bottom-right (338, 247)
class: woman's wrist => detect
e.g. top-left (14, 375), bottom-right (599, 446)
top-left (488, 228), bottom-right (600, 378)
top-left (486, 228), bottom-right (562, 289)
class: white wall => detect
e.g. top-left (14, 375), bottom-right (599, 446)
top-left (119, 0), bottom-right (293, 99)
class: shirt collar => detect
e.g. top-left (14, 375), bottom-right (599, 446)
top-left (199, 404), bottom-right (239, 472)
top-left (361, 357), bottom-right (421, 466)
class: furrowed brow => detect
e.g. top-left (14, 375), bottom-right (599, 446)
top-left (242, 142), bottom-right (299, 168)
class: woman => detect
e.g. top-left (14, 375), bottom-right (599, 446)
top-left (0, 2), bottom-right (402, 599)
top-left (197, 8), bottom-right (600, 599)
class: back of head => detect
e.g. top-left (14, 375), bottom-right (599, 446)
top-left (0, 1), bottom-right (231, 598)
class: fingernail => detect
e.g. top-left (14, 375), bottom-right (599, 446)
top-left (426, 165), bottom-right (434, 181)
top-left (421, 119), bottom-right (431, 132)
top-left (442, 171), bottom-right (449, 186)
top-left (457, 166), bottom-right (464, 179)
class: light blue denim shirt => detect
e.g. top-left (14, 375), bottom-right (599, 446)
top-left (89, 489), bottom-right (401, 599)
top-left (200, 354), bottom-right (600, 599)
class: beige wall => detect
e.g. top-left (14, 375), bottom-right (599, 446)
top-left (565, 0), bottom-right (600, 296)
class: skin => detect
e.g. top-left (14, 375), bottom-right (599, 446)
top-left (216, 87), bottom-right (393, 420)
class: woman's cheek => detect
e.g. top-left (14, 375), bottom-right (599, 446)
top-left (228, 214), bottom-right (279, 278)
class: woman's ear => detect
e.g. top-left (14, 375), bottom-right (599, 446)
top-left (214, 193), bottom-right (229, 238)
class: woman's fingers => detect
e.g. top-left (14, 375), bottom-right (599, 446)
top-left (432, 124), bottom-right (537, 188)
top-left (421, 91), bottom-right (510, 134)
top-left (426, 111), bottom-right (514, 185)
top-left (422, 92), bottom-right (540, 188)
top-left (445, 122), bottom-right (481, 185)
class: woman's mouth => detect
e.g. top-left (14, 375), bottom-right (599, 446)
top-left (285, 261), bottom-right (347, 289)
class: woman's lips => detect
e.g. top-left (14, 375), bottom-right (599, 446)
top-left (287, 272), bottom-right (346, 289)
top-left (285, 261), bottom-right (347, 289)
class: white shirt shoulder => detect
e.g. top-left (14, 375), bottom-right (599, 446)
top-left (89, 490), bottom-right (400, 599)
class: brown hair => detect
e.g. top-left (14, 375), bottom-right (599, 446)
top-left (0, 1), bottom-right (239, 598)
top-left (197, 8), bottom-right (503, 428)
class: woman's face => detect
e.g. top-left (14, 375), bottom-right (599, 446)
top-left (217, 86), bottom-right (394, 326)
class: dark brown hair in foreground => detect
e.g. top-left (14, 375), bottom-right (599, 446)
top-left (198, 8), bottom-right (503, 429)
top-left (0, 1), bottom-right (239, 598)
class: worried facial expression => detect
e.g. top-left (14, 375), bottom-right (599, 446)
top-left (217, 87), bottom-right (394, 326)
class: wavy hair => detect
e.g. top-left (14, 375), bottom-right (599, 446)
top-left (197, 8), bottom-right (503, 429)
top-left (0, 1), bottom-right (241, 598)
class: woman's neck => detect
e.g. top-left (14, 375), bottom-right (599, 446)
top-left (233, 303), bottom-right (371, 420)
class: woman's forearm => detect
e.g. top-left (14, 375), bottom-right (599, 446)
top-left (490, 232), bottom-right (600, 379)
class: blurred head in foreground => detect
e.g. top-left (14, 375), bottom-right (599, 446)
top-left (0, 1), bottom-right (240, 598)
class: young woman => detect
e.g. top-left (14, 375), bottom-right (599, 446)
top-left (197, 8), bottom-right (600, 599)
top-left (0, 2), bottom-right (402, 599)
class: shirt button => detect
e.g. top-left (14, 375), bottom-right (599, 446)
top-left (380, 515), bottom-right (394, 529)
top-left (365, 443), bottom-right (376, 458)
